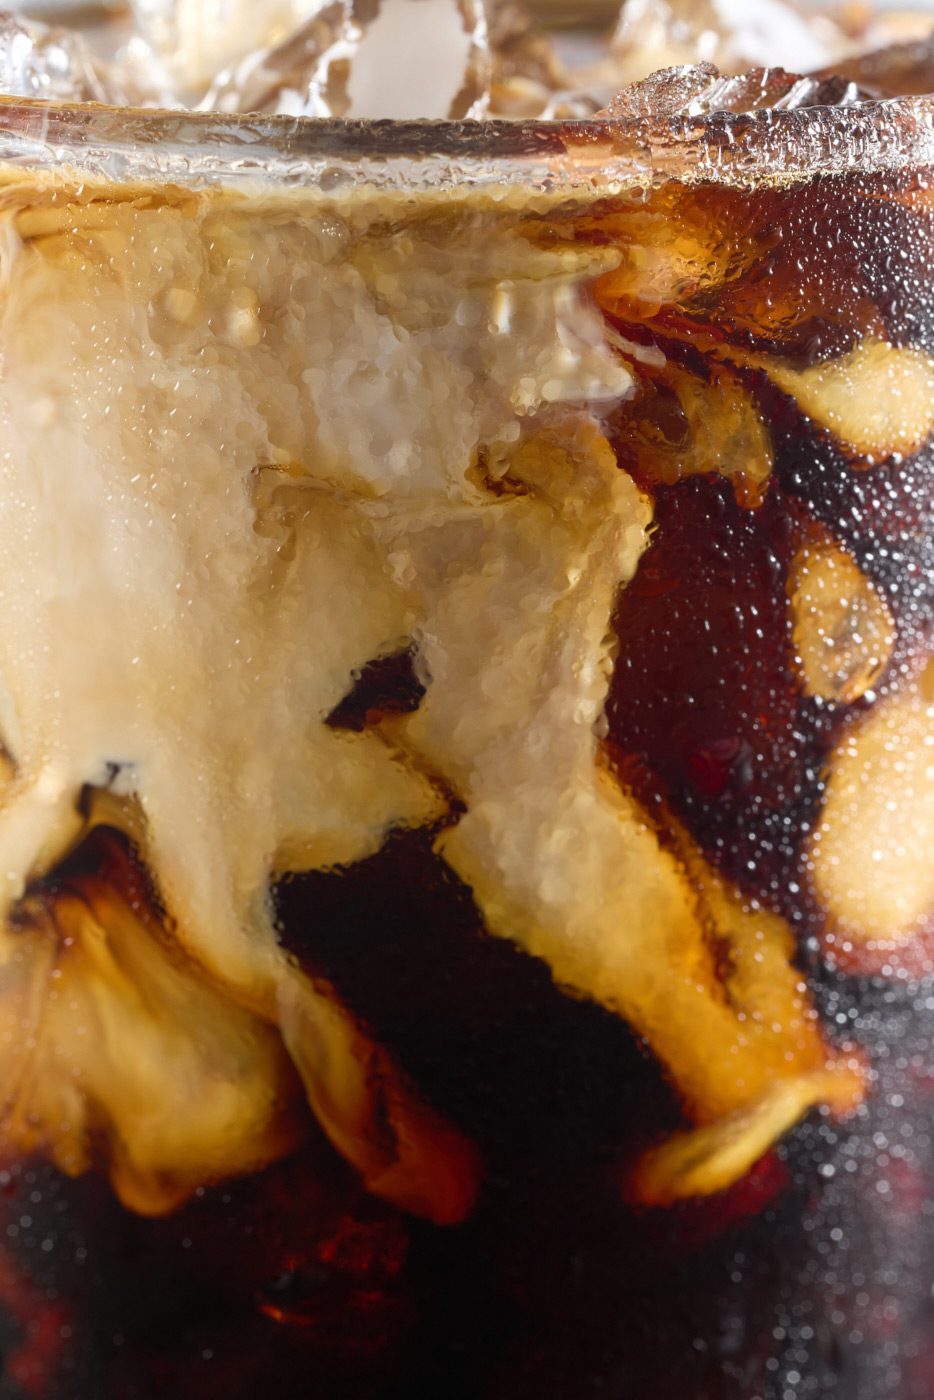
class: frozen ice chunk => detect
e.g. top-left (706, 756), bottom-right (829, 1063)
top-left (610, 0), bottom-right (851, 85)
top-left (308, 0), bottom-right (490, 119)
top-left (487, 0), bottom-right (564, 116)
top-left (465, 2), bottom-right (605, 119)
top-left (598, 63), bottom-right (862, 121)
top-left (0, 10), bottom-right (107, 102)
top-left (488, 2), bottom-right (564, 89)
top-left (129, 0), bottom-right (323, 97)
top-left (201, 2), bottom-right (344, 115)
top-left (836, 6), bottom-right (934, 53)
top-left (815, 34), bottom-right (934, 99)
top-left (598, 61), bottom-right (719, 119)
top-left (205, 0), bottom-right (489, 119)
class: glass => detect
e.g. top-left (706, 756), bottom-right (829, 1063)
top-left (0, 91), bottom-right (930, 1400)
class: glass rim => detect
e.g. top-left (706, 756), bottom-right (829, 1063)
top-left (0, 90), bottom-right (933, 191)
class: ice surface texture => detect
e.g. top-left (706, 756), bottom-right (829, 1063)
top-left (0, 10), bottom-right (105, 101)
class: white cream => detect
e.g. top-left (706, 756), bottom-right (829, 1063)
top-left (0, 179), bottom-right (642, 1210)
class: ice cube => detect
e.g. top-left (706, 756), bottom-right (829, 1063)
top-left (206, 0), bottom-right (489, 119)
top-left (446, 2), bottom-right (605, 119)
top-left (201, 1), bottom-right (344, 115)
top-left (0, 10), bottom-right (107, 102)
top-left (308, 0), bottom-right (490, 120)
top-left (836, 5), bottom-right (934, 52)
top-left (488, 2), bottom-right (564, 88)
top-left (598, 62), bottom-right (862, 121)
top-left (487, 0), bottom-right (564, 116)
top-left (129, 0), bottom-right (323, 97)
top-left (815, 34), bottom-right (934, 99)
top-left (610, 0), bottom-right (851, 85)
top-left (598, 60), bottom-right (719, 119)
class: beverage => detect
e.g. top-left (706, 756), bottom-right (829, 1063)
top-left (0, 16), bottom-right (930, 1400)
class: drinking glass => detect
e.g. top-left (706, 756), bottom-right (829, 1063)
top-left (0, 88), bottom-right (930, 1400)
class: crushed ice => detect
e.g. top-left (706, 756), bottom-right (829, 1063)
top-left (0, 10), bottom-right (106, 101)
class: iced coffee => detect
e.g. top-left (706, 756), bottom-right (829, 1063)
top-left (0, 2), bottom-right (929, 1398)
